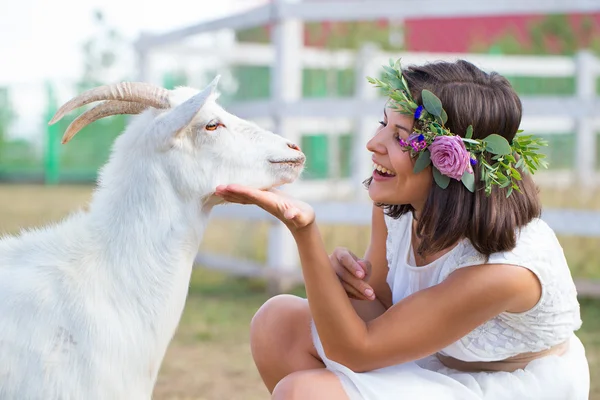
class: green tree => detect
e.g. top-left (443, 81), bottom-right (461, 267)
top-left (0, 87), bottom-right (15, 156)
top-left (485, 14), bottom-right (600, 55)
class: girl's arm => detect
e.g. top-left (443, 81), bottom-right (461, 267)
top-left (215, 184), bottom-right (540, 372)
top-left (347, 205), bottom-right (392, 321)
top-left (293, 222), bottom-right (541, 372)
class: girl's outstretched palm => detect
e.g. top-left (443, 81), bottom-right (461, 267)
top-left (215, 184), bottom-right (315, 232)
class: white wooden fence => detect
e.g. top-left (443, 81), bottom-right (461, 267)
top-left (134, 0), bottom-right (600, 295)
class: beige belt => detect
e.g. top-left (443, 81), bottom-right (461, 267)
top-left (435, 340), bottom-right (569, 373)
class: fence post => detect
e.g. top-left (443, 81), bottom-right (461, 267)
top-left (135, 34), bottom-right (149, 83)
top-left (44, 82), bottom-right (60, 185)
top-left (266, 0), bottom-right (303, 295)
top-left (352, 43), bottom-right (379, 200)
top-left (574, 50), bottom-right (597, 187)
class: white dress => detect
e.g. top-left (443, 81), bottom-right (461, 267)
top-left (311, 212), bottom-right (590, 400)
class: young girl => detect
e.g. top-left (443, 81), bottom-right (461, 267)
top-left (215, 59), bottom-right (590, 399)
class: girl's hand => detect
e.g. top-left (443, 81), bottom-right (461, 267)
top-left (214, 184), bottom-right (315, 232)
top-left (330, 247), bottom-right (375, 301)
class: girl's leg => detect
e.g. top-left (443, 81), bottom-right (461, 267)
top-left (272, 369), bottom-right (350, 400)
top-left (250, 294), bottom-right (324, 393)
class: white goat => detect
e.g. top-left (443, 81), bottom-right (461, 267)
top-left (0, 76), bottom-right (305, 400)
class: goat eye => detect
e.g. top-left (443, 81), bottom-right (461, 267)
top-left (205, 122), bottom-right (222, 131)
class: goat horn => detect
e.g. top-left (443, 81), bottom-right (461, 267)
top-left (61, 100), bottom-right (149, 144)
top-left (48, 82), bottom-right (170, 125)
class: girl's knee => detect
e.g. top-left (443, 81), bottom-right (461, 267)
top-left (250, 294), bottom-right (308, 339)
top-left (272, 370), bottom-right (348, 400)
top-left (250, 295), bottom-right (310, 359)
top-left (272, 371), bottom-right (307, 400)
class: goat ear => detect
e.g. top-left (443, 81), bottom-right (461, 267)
top-left (152, 76), bottom-right (220, 140)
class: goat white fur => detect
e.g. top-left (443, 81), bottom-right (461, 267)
top-left (0, 77), bottom-right (305, 399)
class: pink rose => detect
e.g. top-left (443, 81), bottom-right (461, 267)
top-left (428, 135), bottom-right (471, 180)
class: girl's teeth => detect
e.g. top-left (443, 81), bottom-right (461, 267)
top-left (373, 163), bottom-right (396, 176)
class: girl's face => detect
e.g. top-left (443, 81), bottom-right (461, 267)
top-left (366, 105), bottom-right (432, 210)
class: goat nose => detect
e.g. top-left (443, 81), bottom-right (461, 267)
top-left (287, 143), bottom-right (301, 152)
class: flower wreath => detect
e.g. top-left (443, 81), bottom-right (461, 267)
top-left (367, 59), bottom-right (549, 197)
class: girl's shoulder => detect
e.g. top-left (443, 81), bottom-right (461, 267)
top-left (441, 218), bottom-right (565, 282)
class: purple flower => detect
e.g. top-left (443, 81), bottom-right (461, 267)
top-left (418, 134), bottom-right (425, 141)
top-left (414, 105), bottom-right (424, 120)
top-left (429, 136), bottom-right (471, 180)
top-left (408, 132), bottom-right (420, 142)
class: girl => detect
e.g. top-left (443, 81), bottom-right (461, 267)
top-left (215, 59), bottom-right (590, 399)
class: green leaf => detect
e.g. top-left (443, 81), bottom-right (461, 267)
top-left (506, 186), bottom-right (514, 198)
top-left (466, 125), bottom-right (473, 139)
top-left (421, 89), bottom-right (443, 117)
top-left (461, 138), bottom-right (479, 145)
top-left (484, 134), bottom-right (512, 155)
top-left (401, 74), bottom-right (410, 91)
top-left (461, 170), bottom-right (475, 192)
top-left (441, 109), bottom-right (448, 125)
top-left (496, 171), bottom-right (509, 183)
top-left (432, 167), bottom-right (450, 189)
top-left (515, 157), bottom-right (525, 169)
top-left (388, 76), bottom-right (403, 90)
top-left (383, 65), bottom-right (399, 78)
top-left (413, 150), bottom-right (432, 174)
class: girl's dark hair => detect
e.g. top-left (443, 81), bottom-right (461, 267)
top-left (366, 59), bottom-right (541, 258)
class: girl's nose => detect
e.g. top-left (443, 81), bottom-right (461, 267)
top-left (366, 131), bottom-right (386, 154)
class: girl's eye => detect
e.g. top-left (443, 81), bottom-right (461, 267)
top-left (378, 120), bottom-right (387, 127)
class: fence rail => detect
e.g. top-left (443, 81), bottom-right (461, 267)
top-left (198, 203), bottom-right (600, 297)
top-left (138, 26), bottom-right (600, 192)
top-left (133, 0), bottom-right (600, 294)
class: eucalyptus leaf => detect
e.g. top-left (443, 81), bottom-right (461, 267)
top-left (433, 167), bottom-right (450, 189)
top-left (466, 125), bottom-right (473, 139)
top-left (461, 170), bottom-right (475, 192)
top-left (461, 138), bottom-right (479, 145)
top-left (383, 66), bottom-right (399, 78)
top-left (441, 109), bottom-right (448, 125)
top-left (413, 150), bottom-right (432, 174)
top-left (388, 76), bottom-right (403, 90)
top-left (421, 89), bottom-right (443, 117)
top-left (484, 134), bottom-right (512, 155)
